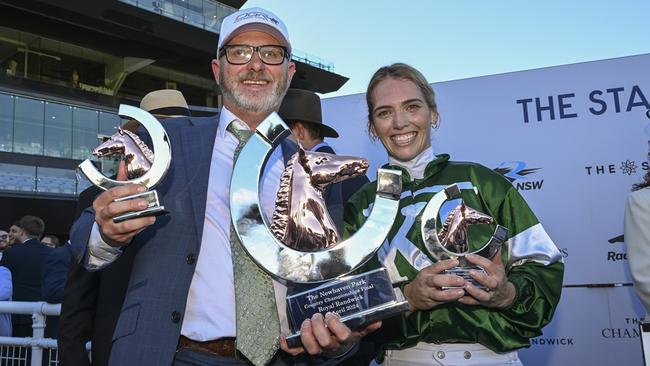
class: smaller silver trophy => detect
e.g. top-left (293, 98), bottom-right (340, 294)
top-left (77, 105), bottom-right (171, 223)
top-left (420, 184), bottom-right (508, 289)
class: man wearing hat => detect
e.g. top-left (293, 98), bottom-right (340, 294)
top-left (280, 89), bottom-right (370, 203)
top-left (69, 7), bottom-right (377, 366)
top-left (122, 89), bottom-right (191, 132)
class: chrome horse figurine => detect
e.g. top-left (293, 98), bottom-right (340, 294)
top-left (437, 201), bottom-right (494, 254)
top-left (271, 148), bottom-right (368, 252)
top-left (93, 127), bottom-right (154, 179)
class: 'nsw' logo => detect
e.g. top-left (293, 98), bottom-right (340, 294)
top-left (493, 161), bottom-right (543, 191)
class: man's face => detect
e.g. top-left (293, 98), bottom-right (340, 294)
top-left (0, 230), bottom-right (8, 250)
top-left (212, 31), bottom-right (295, 119)
top-left (8, 225), bottom-right (22, 245)
top-left (41, 237), bottom-right (55, 248)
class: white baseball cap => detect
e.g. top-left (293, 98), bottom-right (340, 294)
top-left (217, 7), bottom-right (291, 54)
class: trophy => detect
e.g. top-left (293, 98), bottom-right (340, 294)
top-left (77, 105), bottom-right (171, 223)
top-left (230, 112), bottom-right (410, 347)
top-left (420, 184), bottom-right (508, 289)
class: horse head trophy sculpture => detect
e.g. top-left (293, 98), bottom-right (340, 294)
top-left (270, 148), bottom-right (369, 252)
top-left (420, 184), bottom-right (508, 289)
top-left (78, 105), bottom-right (171, 223)
top-left (229, 112), bottom-right (409, 347)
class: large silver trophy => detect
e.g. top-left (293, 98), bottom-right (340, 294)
top-left (230, 113), bottom-right (409, 347)
top-left (420, 184), bottom-right (508, 289)
top-left (78, 105), bottom-right (171, 223)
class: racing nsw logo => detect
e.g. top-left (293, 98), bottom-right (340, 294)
top-left (493, 161), bottom-right (543, 191)
top-left (607, 234), bottom-right (627, 262)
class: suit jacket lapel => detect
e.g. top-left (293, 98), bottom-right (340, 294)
top-left (180, 115), bottom-right (219, 241)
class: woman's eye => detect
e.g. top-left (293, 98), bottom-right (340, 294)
top-left (376, 110), bottom-right (391, 118)
top-left (406, 104), bottom-right (421, 112)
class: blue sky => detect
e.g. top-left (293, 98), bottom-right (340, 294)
top-left (245, 0), bottom-right (650, 97)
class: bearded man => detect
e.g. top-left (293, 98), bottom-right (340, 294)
top-left (69, 7), bottom-right (377, 366)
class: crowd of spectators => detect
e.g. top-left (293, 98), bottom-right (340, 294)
top-left (0, 215), bottom-right (66, 339)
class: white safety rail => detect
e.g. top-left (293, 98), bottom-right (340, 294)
top-left (0, 301), bottom-right (60, 366)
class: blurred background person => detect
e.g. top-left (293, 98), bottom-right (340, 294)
top-left (0, 215), bottom-right (53, 337)
top-left (0, 265), bottom-right (11, 337)
top-left (7, 222), bottom-right (21, 247)
top-left (279, 88), bottom-right (369, 204)
top-left (0, 230), bottom-right (9, 260)
top-left (71, 68), bottom-right (80, 88)
top-left (625, 121), bottom-right (650, 316)
top-left (41, 234), bottom-right (61, 249)
top-left (5, 59), bottom-right (17, 77)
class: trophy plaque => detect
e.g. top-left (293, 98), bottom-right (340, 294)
top-left (420, 184), bottom-right (508, 289)
top-left (230, 112), bottom-right (409, 347)
top-left (77, 104), bottom-right (171, 223)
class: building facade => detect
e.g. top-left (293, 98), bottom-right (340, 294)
top-left (0, 0), bottom-right (348, 237)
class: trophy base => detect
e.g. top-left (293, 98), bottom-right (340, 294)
top-left (284, 268), bottom-right (409, 348)
top-left (113, 190), bottom-right (167, 223)
top-left (285, 300), bottom-right (410, 348)
top-left (442, 266), bottom-right (488, 290)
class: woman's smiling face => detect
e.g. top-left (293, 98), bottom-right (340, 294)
top-left (370, 77), bottom-right (436, 161)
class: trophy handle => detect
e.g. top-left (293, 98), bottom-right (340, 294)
top-left (421, 184), bottom-right (508, 262)
top-left (230, 112), bottom-right (402, 283)
top-left (78, 104), bottom-right (171, 190)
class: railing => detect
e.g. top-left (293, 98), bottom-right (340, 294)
top-left (119, 0), bottom-right (237, 34)
top-left (117, 0), bottom-right (337, 72)
top-left (0, 301), bottom-right (62, 366)
top-left (291, 50), bottom-right (335, 72)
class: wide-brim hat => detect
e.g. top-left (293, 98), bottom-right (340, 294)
top-left (279, 89), bottom-right (339, 138)
top-left (123, 89), bottom-right (190, 132)
top-left (218, 7), bottom-right (291, 53)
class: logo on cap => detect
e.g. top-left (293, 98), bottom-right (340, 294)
top-left (235, 11), bottom-right (279, 25)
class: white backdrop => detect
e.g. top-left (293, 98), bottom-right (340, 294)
top-left (321, 53), bottom-right (650, 365)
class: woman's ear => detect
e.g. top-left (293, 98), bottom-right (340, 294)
top-left (369, 122), bottom-right (377, 138)
top-left (431, 111), bottom-right (439, 129)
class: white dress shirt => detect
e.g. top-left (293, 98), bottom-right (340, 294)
top-left (181, 108), bottom-right (286, 340)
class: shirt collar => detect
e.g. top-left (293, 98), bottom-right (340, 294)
top-left (388, 145), bottom-right (435, 180)
top-left (217, 106), bottom-right (252, 139)
top-left (310, 141), bottom-right (329, 152)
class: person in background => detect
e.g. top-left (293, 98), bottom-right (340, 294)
top-left (625, 130), bottom-right (650, 315)
top-left (0, 230), bottom-right (9, 260)
top-left (279, 88), bottom-right (370, 204)
top-left (0, 215), bottom-right (53, 337)
top-left (344, 63), bottom-right (564, 366)
top-left (122, 89), bottom-right (192, 132)
top-left (0, 265), bottom-right (11, 337)
top-left (5, 59), bottom-right (17, 77)
top-left (71, 69), bottom-right (80, 88)
top-left (41, 234), bottom-right (61, 249)
top-left (7, 222), bottom-right (21, 247)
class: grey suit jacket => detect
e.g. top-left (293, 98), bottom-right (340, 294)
top-left (70, 114), bottom-right (345, 365)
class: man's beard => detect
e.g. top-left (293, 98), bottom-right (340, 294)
top-left (219, 66), bottom-right (289, 114)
